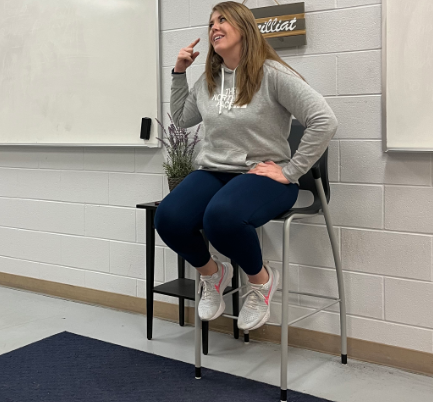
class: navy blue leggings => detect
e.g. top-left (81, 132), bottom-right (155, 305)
top-left (154, 170), bottom-right (299, 276)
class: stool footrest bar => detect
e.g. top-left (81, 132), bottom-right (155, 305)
top-left (222, 285), bottom-right (247, 297)
top-left (222, 300), bottom-right (340, 326)
top-left (223, 286), bottom-right (342, 300)
top-left (221, 313), bottom-right (239, 320)
top-left (288, 300), bottom-right (340, 326)
top-left (283, 290), bottom-right (340, 301)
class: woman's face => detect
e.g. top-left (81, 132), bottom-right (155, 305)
top-left (209, 11), bottom-right (242, 56)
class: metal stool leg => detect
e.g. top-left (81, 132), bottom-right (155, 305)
top-left (146, 209), bottom-right (155, 340)
top-left (199, 229), bottom-right (210, 355)
top-left (280, 216), bottom-right (294, 402)
top-left (202, 321), bottom-right (209, 355)
top-left (231, 260), bottom-right (240, 339)
top-left (239, 267), bottom-right (249, 343)
top-left (195, 268), bottom-right (202, 379)
top-left (315, 178), bottom-right (348, 364)
top-left (178, 254), bottom-right (185, 326)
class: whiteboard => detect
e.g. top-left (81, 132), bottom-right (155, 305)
top-left (383, 0), bottom-right (433, 151)
top-left (0, 0), bottom-right (161, 146)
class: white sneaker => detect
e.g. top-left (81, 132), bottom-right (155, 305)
top-left (198, 254), bottom-right (233, 321)
top-left (237, 261), bottom-right (280, 331)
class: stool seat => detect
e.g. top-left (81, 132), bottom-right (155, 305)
top-left (136, 202), bottom-right (159, 209)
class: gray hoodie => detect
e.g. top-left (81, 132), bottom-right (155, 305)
top-left (170, 59), bottom-right (338, 184)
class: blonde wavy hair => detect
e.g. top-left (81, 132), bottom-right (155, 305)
top-left (206, 1), bottom-right (307, 107)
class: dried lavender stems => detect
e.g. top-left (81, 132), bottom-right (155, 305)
top-left (155, 113), bottom-right (202, 179)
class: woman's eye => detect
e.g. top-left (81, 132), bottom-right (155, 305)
top-left (209, 17), bottom-right (226, 28)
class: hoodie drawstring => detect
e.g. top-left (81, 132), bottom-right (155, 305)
top-left (219, 65), bottom-right (237, 115)
top-left (229, 68), bottom-right (236, 111)
top-left (219, 66), bottom-right (224, 115)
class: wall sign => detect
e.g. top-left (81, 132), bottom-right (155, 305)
top-left (245, 1), bottom-right (306, 49)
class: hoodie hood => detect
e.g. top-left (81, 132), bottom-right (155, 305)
top-left (222, 63), bottom-right (235, 73)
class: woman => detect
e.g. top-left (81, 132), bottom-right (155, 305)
top-left (154, 1), bottom-right (338, 331)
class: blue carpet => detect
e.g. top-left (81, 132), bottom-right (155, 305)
top-left (0, 331), bottom-right (335, 401)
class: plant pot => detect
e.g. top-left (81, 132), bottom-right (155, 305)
top-left (167, 177), bottom-right (185, 192)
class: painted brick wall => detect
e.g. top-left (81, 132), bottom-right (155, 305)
top-left (1, 0), bottom-right (432, 354)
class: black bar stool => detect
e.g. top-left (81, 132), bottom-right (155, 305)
top-left (135, 202), bottom-right (246, 354)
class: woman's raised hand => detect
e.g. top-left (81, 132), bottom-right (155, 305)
top-left (174, 38), bottom-right (200, 73)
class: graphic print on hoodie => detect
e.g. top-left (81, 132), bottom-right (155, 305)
top-left (212, 67), bottom-right (247, 113)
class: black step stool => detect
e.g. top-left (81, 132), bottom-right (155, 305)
top-left (136, 201), bottom-right (247, 354)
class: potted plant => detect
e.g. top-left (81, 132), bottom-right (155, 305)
top-left (155, 113), bottom-right (202, 192)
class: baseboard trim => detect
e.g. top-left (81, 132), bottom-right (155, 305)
top-left (1, 272), bottom-right (432, 377)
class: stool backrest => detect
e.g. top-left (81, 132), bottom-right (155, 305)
top-left (288, 119), bottom-right (331, 210)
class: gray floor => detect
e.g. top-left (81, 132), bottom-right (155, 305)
top-left (1, 285), bottom-right (432, 402)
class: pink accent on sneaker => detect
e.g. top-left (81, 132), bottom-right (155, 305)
top-left (214, 263), bottom-right (224, 293)
top-left (264, 276), bottom-right (273, 305)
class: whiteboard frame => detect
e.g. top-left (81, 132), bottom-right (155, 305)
top-left (0, 0), bottom-right (162, 148)
top-left (382, 0), bottom-right (433, 153)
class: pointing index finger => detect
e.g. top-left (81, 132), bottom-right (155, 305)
top-left (188, 38), bottom-right (200, 48)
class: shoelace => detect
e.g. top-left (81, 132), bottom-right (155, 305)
top-left (198, 254), bottom-right (221, 297)
top-left (198, 276), bottom-right (214, 298)
top-left (241, 260), bottom-right (271, 309)
top-left (241, 284), bottom-right (267, 309)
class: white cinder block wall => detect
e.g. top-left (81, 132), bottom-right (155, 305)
top-left (1, 0), bottom-right (432, 354)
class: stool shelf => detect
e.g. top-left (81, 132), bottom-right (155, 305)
top-left (154, 279), bottom-right (235, 300)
